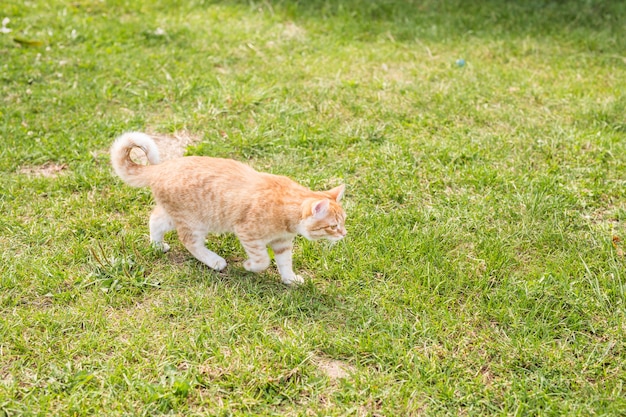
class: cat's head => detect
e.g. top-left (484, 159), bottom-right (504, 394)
top-left (297, 185), bottom-right (347, 242)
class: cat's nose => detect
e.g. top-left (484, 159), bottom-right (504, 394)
top-left (339, 228), bottom-right (347, 237)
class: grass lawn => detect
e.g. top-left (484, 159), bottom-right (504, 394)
top-left (1, 0), bottom-right (626, 415)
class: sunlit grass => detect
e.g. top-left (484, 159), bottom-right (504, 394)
top-left (1, 0), bottom-right (625, 415)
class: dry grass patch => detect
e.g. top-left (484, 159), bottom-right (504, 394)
top-left (314, 356), bottom-right (355, 380)
top-left (18, 162), bottom-right (68, 177)
top-left (280, 22), bottom-right (306, 40)
top-left (129, 130), bottom-right (202, 163)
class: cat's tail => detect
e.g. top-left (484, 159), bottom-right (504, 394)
top-left (110, 132), bottom-right (160, 187)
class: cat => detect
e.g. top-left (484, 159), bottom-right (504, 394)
top-left (110, 132), bottom-right (347, 285)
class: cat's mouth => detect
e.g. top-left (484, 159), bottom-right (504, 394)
top-left (329, 234), bottom-right (346, 242)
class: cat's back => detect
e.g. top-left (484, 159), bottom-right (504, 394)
top-left (154, 155), bottom-right (259, 184)
top-left (149, 155), bottom-right (309, 203)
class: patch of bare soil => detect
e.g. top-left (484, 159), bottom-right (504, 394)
top-left (281, 22), bottom-right (306, 40)
top-left (18, 162), bottom-right (68, 177)
top-left (129, 130), bottom-right (202, 163)
top-left (314, 356), bottom-right (356, 380)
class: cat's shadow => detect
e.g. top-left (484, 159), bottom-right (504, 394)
top-left (207, 263), bottom-right (341, 320)
top-left (154, 244), bottom-right (342, 320)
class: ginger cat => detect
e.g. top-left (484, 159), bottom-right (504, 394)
top-left (110, 132), bottom-right (347, 285)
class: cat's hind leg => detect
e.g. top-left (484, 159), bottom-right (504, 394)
top-left (238, 235), bottom-right (271, 273)
top-left (149, 204), bottom-right (175, 252)
top-left (177, 225), bottom-right (227, 271)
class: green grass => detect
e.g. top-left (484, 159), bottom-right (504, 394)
top-left (1, 0), bottom-right (626, 415)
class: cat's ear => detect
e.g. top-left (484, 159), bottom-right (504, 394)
top-left (326, 184), bottom-right (345, 202)
top-left (312, 199), bottom-right (330, 219)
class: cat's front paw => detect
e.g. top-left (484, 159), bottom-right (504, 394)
top-left (213, 259), bottom-right (227, 271)
top-left (282, 274), bottom-right (304, 286)
top-left (244, 259), bottom-right (270, 273)
top-left (210, 257), bottom-right (227, 271)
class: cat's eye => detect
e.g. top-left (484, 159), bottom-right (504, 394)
top-left (329, 224), bottom-right (338, 230)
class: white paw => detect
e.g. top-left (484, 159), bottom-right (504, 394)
top-left (244, 259), bottom-right (269, 273)
top-left (282, 274), bottom-right (304, 286)
top-left (152, 241), bottom-right (170, 253)
top-left (210, 257), bottom-right (227, 271)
